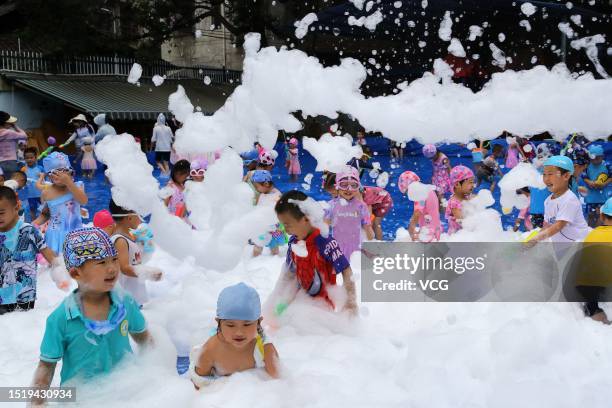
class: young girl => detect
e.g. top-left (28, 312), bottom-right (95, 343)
top-left (286, 138), bottom-right (301, 182)
top-left (362, 185), bottom-right (393, 240)
top-left (325, 166), bottom-right (374, 258)
top-left (423, 144), bottom-right (452, 201)
top-left (189, 282), bottom-right (280, 389)
top-left (398, 171), bottom-right (441, 242)
top-left (33, 152), bottom-right (87, 254)
top-left (445, 165), bottom-right (475, 235)
top-left (251, 170), bottom-right (286, 257)
top-left (513, 187), bottom-right (533, 232)
top-left (163, 159), bottom-right (190, 219)
top-left (80, 136), bottom-right (97, 180)
top-left (525, 156), bottom-right (590, 253)
top-left (505, 136), bottom-right (520, 169)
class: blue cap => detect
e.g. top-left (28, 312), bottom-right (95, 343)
top-left (603, 198), bottom-right (612, 217)
top-left (251, 170), bottom-right (272, 183)
top-left (43, 151), bottom-right (72, 173)
top-left (588, 144), bottom-right (604, 158)
top-left (543, 155), bottom-right (574, 173)
top-left (216, 283), bottom-right (261, 321)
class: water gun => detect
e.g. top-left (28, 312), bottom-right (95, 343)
top-left (560, 133), bottom-right (577, 156)
top-left (131, 223), bottom-right (155, 253)
top-left (522, 228), bottom-right (540, 243)
top-left (595, 173), bottom-right (608, 187)
top-left (37, 136), bottom-right (57, 160)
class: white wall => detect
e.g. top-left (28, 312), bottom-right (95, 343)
top-left (0, 85), bottom-right (65, 131)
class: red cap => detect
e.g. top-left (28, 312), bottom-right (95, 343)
top-left (93, 210), bottom-right (114, 229)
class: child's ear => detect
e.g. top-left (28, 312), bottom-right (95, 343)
top-left (68, 267), bottom-right (80, 279)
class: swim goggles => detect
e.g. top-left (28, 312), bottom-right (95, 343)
top-left (337, 180), bottom-right (360, 191)
top-left (47, 167), bottom-right (74, 177)
top-left (84, 302), bottom-right (127, 336)
top-left (190, 169), bottom-right (206, 177)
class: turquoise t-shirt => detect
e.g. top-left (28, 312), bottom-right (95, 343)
top-left (584, 162), bottom-right (608, 204)
top-left (39, 288), bottom-right (146, 385)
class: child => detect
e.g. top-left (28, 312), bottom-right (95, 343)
top-left (362, 185), bottom-right (393, 240)
top-left (574, 198), bottom-right (612, 323)
top-left (271, 190), bottom-right (357, 314)
top-left (23, 147), bottom-right (43, 221)
top-left (583, 145), bottom-right (610, 227)
top-left (505, 136), bottom-right (520, 169)
top-left (251, 170), bottom-right (286, 257)
top-left (398, 171), bottom-right (441, 242)
top-left (32, 227), bottom-right (151, 399)
top-left (389, 140), bottom-right (403, 162)
top-left (423, 144), bottom-right (452, 201)
top-left (33, 152), bottom-right (87, 255)
top-left (163, 159), bottom-right (190, 219)
top-left (286, 138), bottom-right (301, 182)
top-left (189, 158), bottom-right (208, 183)
top-left (0, 187), bottom-right (66, 314)
top-left (109, 200), bottom-right (162, 306)
top-left (513, 187), bottom-right (533, 232)
top-left (525, 156), bottom-right (590, 252)
top-left (17, 140), bottom-right (26, 163)
top-left (80, 136), bottom-right (97, 180)
top-left (324, 166), bottom-right (374, 258)
top-left (322, 172), bottom-right (338, 198)
top-left (93, 209), bottom-right (115, 237)
top-left (244, 150), bottom-right (276, 182)
top-left (189, 282), bottom-right (280, 389)
top-left (445, 165), bottom-right (475, 234)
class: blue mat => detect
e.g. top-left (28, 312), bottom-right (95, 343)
top-left (66, 138), bottom-right (611, 241)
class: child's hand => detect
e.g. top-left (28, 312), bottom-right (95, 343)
top-left (134, 265), bottom-right (163, 281)
top-left (51, 171), bottom-right (73, 186)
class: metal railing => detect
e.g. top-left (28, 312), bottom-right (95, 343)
top-left (0, 50), bottom-right (241, 84)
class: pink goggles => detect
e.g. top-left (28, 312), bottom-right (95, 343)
top-left (190, 169), bottom-right (206, 177)
top-left (336, 179), bottom-right (360, 191)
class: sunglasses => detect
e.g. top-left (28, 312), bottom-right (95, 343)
top-left (190, 169), bottom-right (206, 177)
top-left (337, 180), bottom-right (360, 191)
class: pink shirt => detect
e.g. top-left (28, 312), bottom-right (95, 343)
top-left (413, 190), bottom-right (441, 241)
top-left (445, 195), bottom-right (463, 234)
top-left (362, 186), bottom-right (389, 205)
top-left (0, 127), bottom-right (27, 161)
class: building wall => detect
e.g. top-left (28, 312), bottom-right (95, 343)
top-left (0, 78), bottom-right (66, 131)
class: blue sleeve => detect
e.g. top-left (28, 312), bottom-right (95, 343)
top-left (124, 294), bottom-right (147, 333)
top-left (39, 309), bottom-right (65, 363)
top-left (316, 235), bottom-right (350, 274)
top-left (284, 237), bottom-right (297, 273)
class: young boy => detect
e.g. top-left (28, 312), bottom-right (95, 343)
top-left (0, 186), bottom-right (63, 314)
top-left (575, 197), bottom-right (612, 324)
top-left (583, 145), bottom-right (610, 227)
top-left (32, 227), bottom-right (151, 401)
top-left (270, 190), bottom-right (357, 316)
top-left (23, 147), bottom-right (43, 221)
top-left (109, 199), bottom-right (162, 306)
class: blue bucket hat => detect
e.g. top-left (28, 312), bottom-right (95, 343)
top-left (251, 170), bottom-right (272, 183)
top-left (603, 198), bottom-right (612, 217)
top-left (216, 282), bottom-right (261, 321)
top-left (588, 145), bottom-right (604, 158)
top-left (544, 155), bottom-right (574, 173)
top-left (43, 151), bottom-right (72, 174)
top-left (63, 227), bottom-right (118, 269)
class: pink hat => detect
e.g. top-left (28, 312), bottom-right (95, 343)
top-left (93, 210), bottom-right (114, 229)
top-left (398, 171), bottom-right (420, 194)
top-left (335, 166), bottom-right (360, 190)
top-left (289, 138), bottom-right (298, 146)
top-left (450, 165), bottom-right (474, 186)
top-left (258, 151), bottom-right (276, 166)
top-left (422, 144), bottom-right (437, 158)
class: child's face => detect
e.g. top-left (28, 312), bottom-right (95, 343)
top-left (119, 214), bottom-right (141, 230)
top-left (254, 181), bottom-right (272, 194)
top-left (591, 156), bottom-right (603, 165)
top-left (277, 211), bottom-right (313, 240)
top-left (543, 166), bottom-right (570, 194)
top-left (102, 224), bottom-right (115, 237)
top-left (191, 174), bottom-right (205, 182)
top-left (456, 178), bottom-right (475, 196)
top-left (25, 152), bottom-right (37, 167)
top-left (0, 198), bottom-right (19, 231)
top-left (48, 168), bottom-right (73, 187)
top-left (12, 175), bottom-right (26, 189)
top-left (217, 319), bottom-right (260, 349)
top-left (71, 256), bottom-right (119, 293)
top-left (175, 172), bottom-right (189, 186)
top-left (338, 188), bottom-right (357, 201)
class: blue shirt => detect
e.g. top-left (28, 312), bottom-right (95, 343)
top-left (584, 162), bottom-right (608, 204)
top-left (39, 288), bottom-right (146, 385)
top-left (25, 164), bottom-right (43, 198)
top-left (530, 187), bottom-right (551, 215)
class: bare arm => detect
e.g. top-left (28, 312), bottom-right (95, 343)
top-left (525, 220), bottom-right (568, 248)
top-left (130, 329), bottom-right (152, 348)
top-left (263, 344), bottom-right (281, 379)
top-left (32, 205), bottom-right (50, 226)
top-left (408, 211), bottom-right (420, 241)
top-left (363, 224), bottom-right (375, 240)
top-left (29, 361), bottom-right (56, 406)
top-left (451, 207), bottom-right (463, 221)
top-left (191, 341), bottom-right (216, 390)
top-left (40, 247), bottom-right (57, 264)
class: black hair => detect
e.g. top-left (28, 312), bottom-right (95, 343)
top-left (275, 190), bottom-right (308, 218)
top-left (492, 144), bottom-right (503, 152)
top-left (171, 159), bottom-right (191, 184)
top-left (516, 187), bottom-right (530, 195)
top-left (557, 167), bottom-right (576, 191)
top-left (323, 172), bottom-right (336, 191)
top-left (109, 198), bottom-right (133, 221)
top-left (11, 171), bottom-right (26, 185)
top-left (0, 186), bottom-right (18, 205)
top-left (24, 147), bottom-right (38, 157)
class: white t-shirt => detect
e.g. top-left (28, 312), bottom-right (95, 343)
top-left (152, 125), bottom-right (174, 152)
top-left (544, 189), bottom-right (590, 243)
